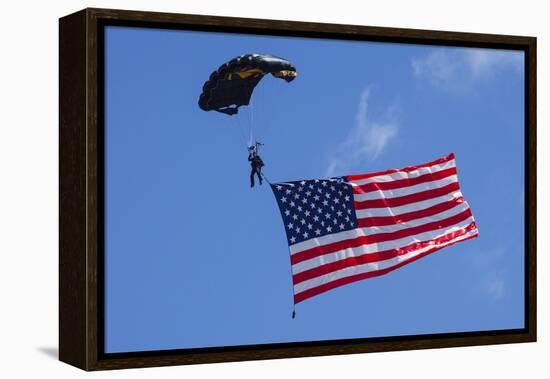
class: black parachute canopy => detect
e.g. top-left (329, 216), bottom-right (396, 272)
top-left (198, 53), bottom-right (297, 115)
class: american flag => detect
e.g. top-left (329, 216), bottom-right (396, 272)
top-left (270, 153), bottom-right (478, 304)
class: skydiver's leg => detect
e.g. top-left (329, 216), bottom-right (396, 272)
top-left (257, 170), bottom-right (263, 185)
top-left (250, 169), bottom-right (255, 188)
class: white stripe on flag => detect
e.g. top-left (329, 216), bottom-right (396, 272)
top-left (293, 227), bottom-right (479, 294)
top-left (291, 215), bottom-right (475, 275)
top-left (350, 159), bottom-right (456, 186)
top-left (352, 174), bottom-right (458, 201)
top-left (292, 199), bottom-right (470, 261)
top-left (354, 191), bottom-right (462, 219)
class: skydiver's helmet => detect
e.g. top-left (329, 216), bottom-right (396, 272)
top-left (248, 145), bottom-right (256, 153)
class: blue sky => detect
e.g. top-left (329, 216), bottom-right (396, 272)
top-left (104, 26), bottom-right (525, 353)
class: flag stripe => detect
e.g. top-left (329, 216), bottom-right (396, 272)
top-left (354, 182), bottom-right (460, 210)
top-left (293, 229), bottom-right (478, 303)
top-left (357, 195), bottom-right (465, 228)
top-left (347, 153), bottom-right (455, 183)
top-left (293, 221), bottom-right (478, 284)
top-left (291, 208), bottom-right (473, 265)
top-left (355, 191), bottom-right (462, 219)
top-left (294, 201), bottom-right (471, 273)
top-left (291, 216), bottom-right (476, 274)
top-left (290, 191), bottom-right (463, 254)
top-left (353, 173), bottom-right (458, 202)
top-left (348, 159), bottom-right (456, 187)
top-left (294, 225), bottom-right (478, 295)
top-left (356, 201), bottom-right (470, 238)
top-left (352, 167), bottom-right (457, 195)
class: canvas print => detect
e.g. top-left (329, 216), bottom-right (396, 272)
top-left (103, 25), bottom-right (525, 354)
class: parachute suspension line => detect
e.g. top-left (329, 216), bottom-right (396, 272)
top-left (236, 113), bottom-right (249, 149)
top-left (248, 100), bottom-right (254, 147)
top-left (259, 79), bottom-right (267, 138)
top-left (251, 91), bottom-right (255, 133)
top-left (236, 115), bottom-right (245, 146)
top-left (256, 82), bottom-right (262, 144)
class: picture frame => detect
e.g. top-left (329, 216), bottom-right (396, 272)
top-left (59, 7), bottom-right (536, 371)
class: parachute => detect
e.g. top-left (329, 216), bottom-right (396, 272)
top-left (198, 53), bottom-right (297, 116)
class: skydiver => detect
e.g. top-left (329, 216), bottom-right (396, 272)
top-left (248, 145), bottom-right (264, 188)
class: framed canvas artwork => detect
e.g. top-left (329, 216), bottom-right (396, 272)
top-left (59, 8), bottom-right (536, 370)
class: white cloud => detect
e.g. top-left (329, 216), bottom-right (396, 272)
top-left (467, 247), bottom-right (507, 301)
top-left (484, 275), bottom-right (505, 301)
top-left (412, 48), bottom-right (523, 92)
top-left (326, 88), bottom-right (398, 177)
top-left (465, 49), bottom-right (523, 76)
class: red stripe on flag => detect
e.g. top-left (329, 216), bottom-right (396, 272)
top-left (291, 208), bottom-right (473, 265)
top-left (352, 167), bottom-right (457, 194)
top-left (292, 221), bottom-right (478, 285)
top-left (354, 182), bottom-right (460, 210)
top-left (356, 196), bottom-right (465, 228)
top-left (346, 153), bottom-right (455, 181)
top-left (294, 231), bottom-right (478, 304)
